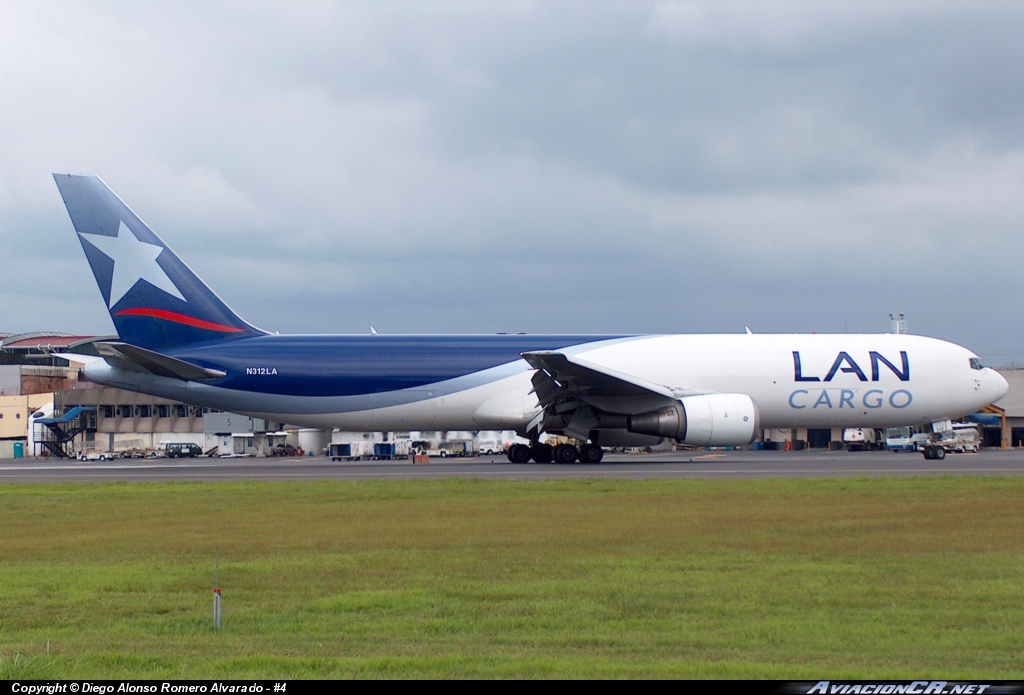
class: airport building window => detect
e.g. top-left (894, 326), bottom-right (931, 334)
top-left (103, 406), bottom-right (114, 418)
top-left (158, 405), bottom-right (169, 418)
top-left (139, 405), bottom-right (151, 418)
top-left (177, 405), bottom-right (187, 417)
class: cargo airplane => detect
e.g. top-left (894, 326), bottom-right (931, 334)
top-left (53, 174), bottom-right (1008, 463)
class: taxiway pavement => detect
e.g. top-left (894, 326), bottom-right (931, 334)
top-left (0, 449), bottom-right (1022, 483)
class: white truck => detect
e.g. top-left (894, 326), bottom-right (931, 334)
top-left (843, 428), bottom-right (879, 451)
top-left (475, 435), bottom-right (505, 456)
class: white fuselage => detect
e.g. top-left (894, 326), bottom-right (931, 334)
top-left (84, 333), bottom-right (1008, 434)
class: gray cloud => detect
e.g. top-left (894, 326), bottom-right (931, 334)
top-left (0, 1), bottom-right (1022, 364)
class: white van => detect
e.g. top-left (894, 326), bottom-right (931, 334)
top-left (844, 428), bottom-right (879, 451)
top-left (475, 436), bottom-right (505, 455)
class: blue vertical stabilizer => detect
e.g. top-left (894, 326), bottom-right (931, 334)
top-left (54, 174), bottom-right (266, 351)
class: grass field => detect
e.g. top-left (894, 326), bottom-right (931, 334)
top-left (0, 477), bottom-right (1022, 679)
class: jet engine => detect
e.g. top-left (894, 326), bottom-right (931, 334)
top-left (626, 393), bottom-right (759, 447)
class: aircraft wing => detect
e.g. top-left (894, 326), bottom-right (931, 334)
top-left (95, 342), bottom-right (226, 381)
top-left (520, 350), bottom-right (707, 438)
top-left (522, 351), bottom-right (676, 401)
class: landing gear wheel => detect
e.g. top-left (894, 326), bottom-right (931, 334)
top-left (530, 443), bottom-right (553, 464)
top-left (507, 444), bottom-right (532, 464)
top-left (579, 444), bottom-right (604, 463)
top-left (553, 443), bottom-right (579, 464)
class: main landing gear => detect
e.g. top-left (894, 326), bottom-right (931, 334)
top-left (506, 442), bottom-right (605, 464)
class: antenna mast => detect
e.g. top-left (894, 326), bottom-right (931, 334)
top-left (889, 312), bottom-right (907, 335)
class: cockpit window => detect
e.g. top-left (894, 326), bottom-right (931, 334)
top-left (969, 357), bottom-right (985, 370)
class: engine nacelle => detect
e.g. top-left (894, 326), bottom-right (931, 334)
top-left (591, 431), bottom-right (663, 448)
top-left (626, 393), bottom-right (759, 447)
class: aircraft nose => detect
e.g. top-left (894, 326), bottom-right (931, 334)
top-left (993, 370), bottom-right (1009, 401)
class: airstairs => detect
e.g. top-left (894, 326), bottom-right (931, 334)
top-left (33, 407), bottom-right (96, 458)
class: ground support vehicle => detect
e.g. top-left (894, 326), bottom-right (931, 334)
top-left (119, 449), bottom-right (158, 459)
top-left (886, 435), bottom-right (914, 452)
top-left (888, 431), bottom-right (937, 454)
top-left (844, 428), bottom-right (880, 451)
top-left (329, 443), bottom-right (353, 461)
top-left (76, 451), bottom-right (111, 461)
top-left (908, 433), bottom-right (933, 451)
top-left (885, 426), bottom-right (913, 452)
top-left (921, 438), bottom-right (947, 460)
top-left (938, 426), bottom-right (981, 454)
top-left (330, 441), bottom-right (377, 460)
top-left (411, 440), bottom-right (440, 457)
top-left (921, 425), bottom-right (980, 459)
top-left (475, 437), bottom-right (506, 456)
top-left (372, 443), bottom-right (397, 460)
top-left (165, 442), bottom-right (204, 458)
top-left (410, 440), bottom-right (474, 458)
top-left (438, 441), bottom-right (474, 458)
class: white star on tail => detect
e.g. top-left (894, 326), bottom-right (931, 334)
top-left (79, 222), bottom-right (186, 308)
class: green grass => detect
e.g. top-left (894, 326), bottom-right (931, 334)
top-left (0, 477), bottom-right (1023, 678)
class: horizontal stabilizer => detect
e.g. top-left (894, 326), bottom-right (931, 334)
top-left (96, 342), bottom-right (226, 381)
top-left (52, 352), bottom-right (106, 367)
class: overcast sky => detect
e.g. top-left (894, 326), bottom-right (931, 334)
top-left (1, 2), bottom-right (1023, 363)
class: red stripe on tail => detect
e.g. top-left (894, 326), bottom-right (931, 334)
top-left (114, 308), bottom-right (247, 333)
